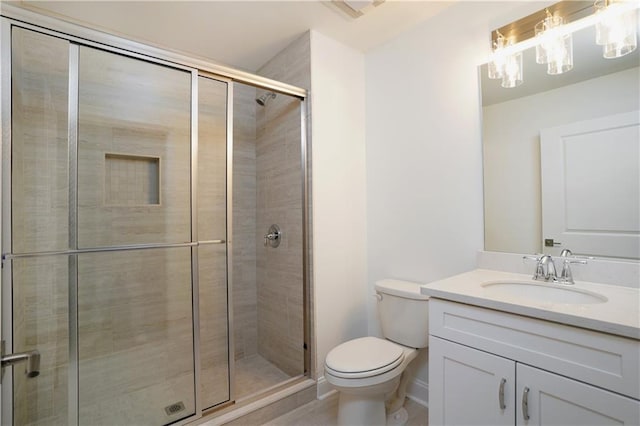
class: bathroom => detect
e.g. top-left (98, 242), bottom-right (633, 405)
top-left (0, 0), bottom-right (638, 425)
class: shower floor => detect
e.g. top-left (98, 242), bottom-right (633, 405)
top-left (235, 354), bottom-right (292, 400)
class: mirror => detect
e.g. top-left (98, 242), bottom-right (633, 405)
top-left (481, 24), bottom-right (640, 260)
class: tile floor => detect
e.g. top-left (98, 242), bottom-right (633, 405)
top-left (235, 354), bottom-right (292, 399)
top-left (263, 393), bottom-right (428, 426)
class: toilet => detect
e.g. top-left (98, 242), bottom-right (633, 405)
top-left (324, 279), bottom-right (429, 426)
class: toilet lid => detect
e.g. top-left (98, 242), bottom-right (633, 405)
top-left (325, 337), bottom-right (404, 378)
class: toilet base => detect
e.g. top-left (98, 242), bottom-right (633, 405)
top-left (387, 407), bottom-right (409, 426)
top-left (337, 392), bottom-right (386, 426)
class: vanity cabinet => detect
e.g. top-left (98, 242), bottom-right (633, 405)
top-left (428, 299), bottom-right (640, 426)
top-left (429, 337), bottom-right (514, 425)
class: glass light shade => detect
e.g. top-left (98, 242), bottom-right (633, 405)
top-left (546, 32), bottom-right (573, 74)
top-left (534, 14), bottom-right (573, 75)
top-left (603, 33), bottom-right (637, 58)
top-left (535, 15), bottom-right (566, 64)
top-left (488, 36), bottom-right (507, 79)
top-left (501, 51), bottom-right (523, 88)
top-left (488, 59), bottom-right (503, 79)
top-left (595, 1), bottom-right (638, 58)
top-left (535, 20), bottom-right (548, 64)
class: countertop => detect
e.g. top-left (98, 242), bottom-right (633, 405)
top-left (421, 269), bottom-right (640, 340)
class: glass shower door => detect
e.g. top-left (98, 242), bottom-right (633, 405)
top-left (3, 25), bottom-right (211, 425)
top-left (198, 75), bottom-right (230, 409)
top-left (76, 45), bottom-right (195, 425)
top-left (5, 27), bottom-right (72, 426)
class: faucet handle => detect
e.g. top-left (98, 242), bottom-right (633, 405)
top-left (522, 255), bottom-right (544, 280)
top-left (522, 254), bottom-right (542, 263)
top-left (572, 255), bottom-right (595, 260)
top-left (559, 248), bottom-right (594, 261)
top-left (558, 258), bottom-right (587, 284)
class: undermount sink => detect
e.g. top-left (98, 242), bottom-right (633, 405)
top-left (481, 280), bottom-right (608, 305)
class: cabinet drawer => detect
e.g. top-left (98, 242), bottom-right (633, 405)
top-left (429, 299), bottom-right (640, 399)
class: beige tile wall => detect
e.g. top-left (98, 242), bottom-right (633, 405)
top-left (198, 76), bottom-right (228, 242)
top-left (77, 46), bottom-right (192, 248)
top-left (255, 33), bottom-right (311, 376)
top-left (232, 84), bottom-right (258, 361)
top-left (77, 248), bottom-right (195, 425)
top-left (74, 48), bottom-right (197, 423)
top-left (10, 28), bottom-right (70, 426)
top-left (198, 76), bottom-right (231, 409)
top-left (104, 154), bottom-right (160, 206)
top-left (11, 28), bottom-right (69, 254)
top-left (12, 256), bottom-right (69, 426)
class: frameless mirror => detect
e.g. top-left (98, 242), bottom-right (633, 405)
top-left (481, 23), bottom-right (640, 260)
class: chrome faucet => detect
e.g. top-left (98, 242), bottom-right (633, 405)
top-left (523, 250), bottom-right (589, 285)
top-left (536, 255), bottom-right (557, 282)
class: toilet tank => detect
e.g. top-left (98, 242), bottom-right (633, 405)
top-left (375, 279), bottom-right (429, 348)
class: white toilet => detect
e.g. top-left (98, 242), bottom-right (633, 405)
top-left (324, 279), bottom-right (429, 426)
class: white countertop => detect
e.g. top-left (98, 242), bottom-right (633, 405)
top-left (421, 269), bottom-right (640, 340)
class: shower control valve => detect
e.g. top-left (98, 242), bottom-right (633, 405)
top-left (264, 224), bottom-right (282, 248)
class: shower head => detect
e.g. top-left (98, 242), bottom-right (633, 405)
top-left (256, 91), bottom-right (276, 106)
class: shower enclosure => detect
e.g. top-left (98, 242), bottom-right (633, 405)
top-left (0, 8), bottom-right (309, 426)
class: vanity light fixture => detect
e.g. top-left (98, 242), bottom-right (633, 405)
top-left (487, 0), bottom-right (640, 87)
top-left (594, 0), bottom-right (638, 58)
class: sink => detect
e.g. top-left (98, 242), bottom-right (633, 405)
top-left (481, 280), bottom-right (608, 304)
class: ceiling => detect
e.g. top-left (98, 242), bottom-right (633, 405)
top-left (12, 0), bottom-right (454, 72)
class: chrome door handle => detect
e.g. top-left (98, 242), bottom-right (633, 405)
top-left (1, 348), bottom-right (40, 378)
top-left (498, 378), bottom-right (506, 410)
top-left (522, 386), bottom-right (530, 421)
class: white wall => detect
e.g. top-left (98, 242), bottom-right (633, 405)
top-left (483, 67), bottom-right (640, 254)
top-left (309, 31), bottom-right (368, 394)
top-left (364, 1), bottom-right (552, 399)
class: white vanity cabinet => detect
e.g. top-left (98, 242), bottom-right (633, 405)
top-left (428, 299), bottom-right (640, 426)
top-left (429, 337), bottom-right (515, 426)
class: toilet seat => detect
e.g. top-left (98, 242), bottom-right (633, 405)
top-left (325, 337), bottom-right (404, 379)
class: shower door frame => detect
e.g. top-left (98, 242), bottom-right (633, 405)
top-left (0, 4), bottom-right (311, 425)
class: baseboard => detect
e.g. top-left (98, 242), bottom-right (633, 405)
top-left (316, 376), bottom-right (337, 400)
top-left (406, 377), bottom-right (428, 407)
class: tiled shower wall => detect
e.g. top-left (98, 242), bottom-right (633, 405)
top-left (255, 33), bottom-right (311, 376)
top-left (232, 85), bottom-right (258, 360)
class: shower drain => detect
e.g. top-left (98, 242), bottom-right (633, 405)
top-left (164, 401), bottom-right (186, 416)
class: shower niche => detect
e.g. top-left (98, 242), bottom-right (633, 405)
top-left (1, 16), bottom-right (308, 426)
top-left (103, 154), bottom-right (161, 206)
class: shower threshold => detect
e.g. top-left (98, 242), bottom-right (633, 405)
top-left (199, 376), bottom-right (314, 425)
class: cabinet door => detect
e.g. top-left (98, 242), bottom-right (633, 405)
top-left (517, 363), bottom-right (640, 425)
top-left (429, 336), bottom-right (516, 426)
